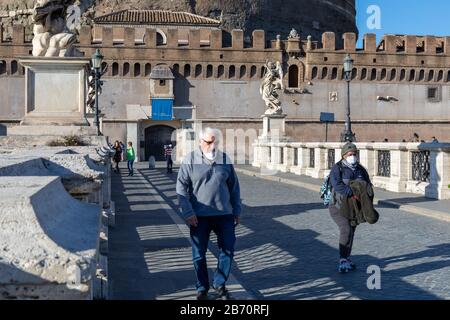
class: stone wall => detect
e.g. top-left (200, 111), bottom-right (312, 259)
top-left (0, 136), bottom-right (113, 299)
top-left (0, 26), bottom-right (449, 153)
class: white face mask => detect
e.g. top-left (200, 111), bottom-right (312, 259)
top-left (346, 155), bottom-right (358, 165)
top-left (204, 151), bottom-right (216, 160)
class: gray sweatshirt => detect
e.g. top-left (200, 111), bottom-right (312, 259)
top-left (176, 148), bottom-right (242, 219)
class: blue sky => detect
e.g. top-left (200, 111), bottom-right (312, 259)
top-left (356, 0), bottom-right (450, 47)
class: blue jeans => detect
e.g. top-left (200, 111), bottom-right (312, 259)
top-left (127, 160), bottom-right (134, 175)
top-left (190, 215), bottom-right (236, 292)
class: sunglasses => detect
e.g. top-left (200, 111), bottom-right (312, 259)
top-left (202, 139), bottom-right (215, 145)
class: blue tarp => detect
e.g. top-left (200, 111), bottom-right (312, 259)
top-left (151, 99), bottom-right (173, 120)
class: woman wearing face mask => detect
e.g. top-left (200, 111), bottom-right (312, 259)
top-left (329, 142), bottom-right (371, 273)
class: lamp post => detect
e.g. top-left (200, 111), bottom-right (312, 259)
top-left (91, 49), bottom-right (104, 136)
top-left (341, 53), bottom-right (356, 142)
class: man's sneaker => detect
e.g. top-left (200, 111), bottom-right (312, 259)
top-left (338, 259), bottom-right (351, 273)
top-left (214, 286), bottom-right (231, 300)
top-left (196, 290), bottom-right (208, 300)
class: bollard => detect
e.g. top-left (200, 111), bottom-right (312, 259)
top-left (148, 156), bottom-right (156, 169)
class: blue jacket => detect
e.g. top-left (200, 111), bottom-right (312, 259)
top-left (176, 148), bottom-right (242, 219)
top-left (330, 161), bottom-right (371, 198)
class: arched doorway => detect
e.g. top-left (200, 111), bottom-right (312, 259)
top-left (288, 65), bottom-right (299, 88)
top-left (144, 125), bottom-right (176, 161)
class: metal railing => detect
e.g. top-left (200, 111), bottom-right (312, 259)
top-left (309, 148), bottom-right (315, 168)
top-left (411, 151), bottom-right (430, 182)
top-left (293, 148), bottom-right (298, 166)
top-left (328, 149), bottom-right (335, 169)
top-left (377, 150), bottom-right (391, 177)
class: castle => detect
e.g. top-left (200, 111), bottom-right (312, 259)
top-left (0, 8), bottom-right (449, 162)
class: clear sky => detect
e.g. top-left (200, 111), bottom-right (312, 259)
top-left (356, 0), bottom-right (450, 47)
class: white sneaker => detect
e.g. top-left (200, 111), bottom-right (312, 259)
top-left (338, 259), bottom-right (351, 273)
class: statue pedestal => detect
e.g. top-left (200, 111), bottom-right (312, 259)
top-left (258, 114), bottom-right (290, 142)
top-left (9, 57), bottom-right (96, 136)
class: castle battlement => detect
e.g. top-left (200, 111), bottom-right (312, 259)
top-left (0, 25), bottom-right (449, 84)
top-left (1, 25), bottom-right (448, 55)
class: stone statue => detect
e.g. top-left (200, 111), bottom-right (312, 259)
top-left (260, 61), bottom-right (284, 115)
top-left (288, 28), bottom-right (299, 39)
top-left (32, 0), bottom-right (77, 57)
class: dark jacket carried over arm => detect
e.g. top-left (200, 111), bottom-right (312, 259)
top-left (348, 180), bottom-right (379, 225)
top-left (330, 162), bottom-right (377, 226)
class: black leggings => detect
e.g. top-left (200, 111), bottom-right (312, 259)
top-left (329, 205), bottom-right (356, 260)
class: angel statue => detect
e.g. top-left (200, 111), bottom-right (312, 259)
top-left (260, 61), bottom-right (284, 115)
top-left (32, 0), bottom-right (78, 57)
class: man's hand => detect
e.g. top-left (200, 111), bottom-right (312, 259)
top-left (234, 216), bottom-right (240, 226)
top-left (186, 215), bottom-right (198, 227)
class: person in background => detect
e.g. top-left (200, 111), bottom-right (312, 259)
top-left (431, 136), bottom-right (439, 143)
top-left (112, 140), bottom-right (122, 173)
top-left (411, 133), bottom-right (420, 142)
top-left (120, 141), bottom-right (126, 161)
top-left (165, 143), bottom-right (174, 174)
top-left (126, 141), bottom-right (136, 176)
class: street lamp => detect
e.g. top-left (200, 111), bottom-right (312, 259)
top-left (91, 49), bottom-right (104, 136)
top-left (341, 53), bottom-right (356, 142)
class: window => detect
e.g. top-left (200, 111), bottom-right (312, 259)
top-left (123, 62), bottom-right (130, 76)
top-left (250, 65), bottom-right (257, 78)
top-left (218, 65), bottom-right (225, 78)
top-left (389, 69), bottom-right (396, 81)
top-left (400, 69), bottom-right (406, 81)
top-left (331, 67), bottom-right (338, 80)
top-left (159, 80), bottom-right (166, 86)
top-left (11, 60), bottom-right (18, 75)
top-left (134, 63), bottom-right (140, 77)
top-left (418, 69), bottom-right (425, 81)
top-left (360, 68), bottom-right (367, 80)
top-left (184, 64), bottom-right (191, 77)
top-left (380, 69), bottom-right (387, 80)
top-left (0, 60), bottom-right (6, 75)
top-left (229, 65), bottom-right (236, 79)
top-left (370, 68), bottom-right (377, 81)
top-left (156, 30), bottom-right (166, 46)
top-left (112, 62), bottom-right (119, 76)
top-left (428, 70), bottom-right (434, 82)
top-left (145, 63), bottom-right (152, 77)
top-left (321, 67), bottom-right (328, 79)
top-left (352, 68), bottom-right (357, 80)
top-left (206, 65), bottom-right (213, 78)
top-left (239, 65), bottom-right (246, 79)
top-left (195, 64), bottom-right (202, 78)
top-left (427, 86), bottom-right (441, 102)
top-left (311, 67), bottom-right (318, 80)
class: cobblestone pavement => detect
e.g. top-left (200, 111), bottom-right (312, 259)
top-left (108, 163), bottom-right (250, 300)
top-left (110, 163), bottom-right (450, 300)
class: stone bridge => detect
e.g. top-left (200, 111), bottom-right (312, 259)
top-left (107, 161), bottom-right (450, 300)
